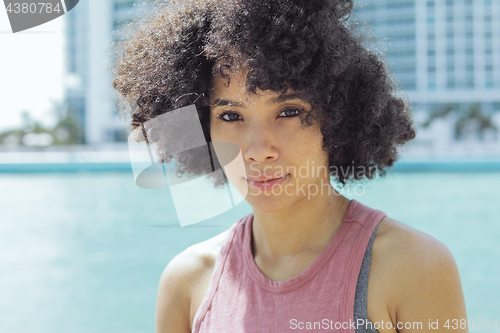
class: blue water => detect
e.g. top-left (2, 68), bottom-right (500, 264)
top-left (0, 171), bottom-right (498, 332)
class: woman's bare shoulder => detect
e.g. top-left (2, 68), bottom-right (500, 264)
top-left (165, 228), bottom-right (231, 276)
top-left (374, 216), bottom-right (453, 256)
top-left (155, 228), bottom-right (232, 333)
top-left (374, 216), bottom-right (457, 268)
top-left (373, 216), bottom-right (460, 292)
top-left (370, 216), bottom-right (467, 329)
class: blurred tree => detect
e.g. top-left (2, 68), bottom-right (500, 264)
top-left (0, 127), bottom-right (24, 146)
top-left (421, 104), bottom-right (455, 128)
top-left (0, 101), bottom-right (85, 146)
top-left (421, 103), bottom-right (498, 141)
top-left (455, 103), bottom-right (498, 141)
top-left (50, 100), bottom-right (85, 145)
top-left (21, 110), bottom-right (35, 132)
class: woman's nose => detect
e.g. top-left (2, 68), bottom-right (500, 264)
top-left (242, 123), bottom-right (279, 164)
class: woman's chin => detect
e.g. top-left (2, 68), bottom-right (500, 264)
top-left (245, 191), bottom-right (294, 214)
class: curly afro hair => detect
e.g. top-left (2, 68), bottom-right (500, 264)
top-left (112, 0), bottom-right (416, 187)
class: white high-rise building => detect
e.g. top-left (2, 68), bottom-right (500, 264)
top-left (64, 0), bottom-right (151, 144)
top-left (353, 0), bottom-right (500, 138)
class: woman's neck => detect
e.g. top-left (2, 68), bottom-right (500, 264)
top-left (251, 186), bottom-right (351, 260)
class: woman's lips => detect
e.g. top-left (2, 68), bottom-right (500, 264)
top-left (246, 174), bottom-right (289, 191)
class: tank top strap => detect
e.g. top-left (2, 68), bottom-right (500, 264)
top-left (353, 221), bottom-right (382, 333)
top-left (340, 200), bottom-right (387, 329)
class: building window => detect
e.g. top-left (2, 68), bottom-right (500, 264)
top-left (392, 34), bottom-right (416, 41)
top-left (386, 1), bottom-right (414, 9)
top-left (395, 67), bottom-right (416, 74)
top-left (386, 18), bottom-right (416, 25)
top-left (359, 4), bottom-right (376, 11)
top-left (400, 82), bottom-right (417, 90)
top-left (387, 51), bottom-right (415, 57)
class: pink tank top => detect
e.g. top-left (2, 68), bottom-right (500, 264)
top-left (192, 199), bottom-right (387, 333)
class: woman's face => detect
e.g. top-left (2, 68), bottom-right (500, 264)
top-left (209, 69), bottom-right (332, 213)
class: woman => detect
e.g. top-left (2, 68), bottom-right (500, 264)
top-left (113, 0), bottom-right (468, 332)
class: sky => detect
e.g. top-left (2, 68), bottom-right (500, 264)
top-left (0, 8), bottom-right (65, 132)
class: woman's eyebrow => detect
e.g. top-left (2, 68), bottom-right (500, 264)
top-left (211, 93), bottom-right (307, 108)
top-left (212, 98), bottom-right (246, 108)
top-left (267, 92), bottom-right (307, 105)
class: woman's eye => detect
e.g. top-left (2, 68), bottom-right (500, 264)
top-left (219, 112), bottom-right (242, 122)
top-left (217, 108), bottom-right (302, 123)
top-left (279, 108), bottom-right (301, 118)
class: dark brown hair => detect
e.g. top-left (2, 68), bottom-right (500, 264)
top-left (112, 0), bottom-right (416, 186)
